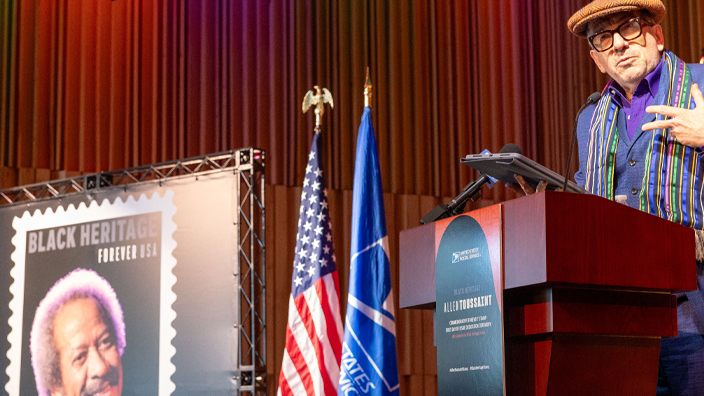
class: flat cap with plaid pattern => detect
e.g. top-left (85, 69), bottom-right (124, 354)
top-left (568, 0), bottom-right (666, 37)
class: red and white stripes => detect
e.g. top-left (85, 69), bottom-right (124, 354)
top-left (278, 273), bottom-right (343, 396)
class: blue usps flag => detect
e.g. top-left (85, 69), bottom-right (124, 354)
top-left (339, 107), bottom-right (399, 396)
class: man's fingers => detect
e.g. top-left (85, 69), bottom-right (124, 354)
top-left (692, 84), bottom-right (704, 107)
top-left (514, 174), bottom-right (536, 195)
top-left (505, 182), bottom-right (526, 197)
top-left (642, 119), bottom-right (676, 131)
top-left (646, 105), bottom-right (683, 117)
top-left (536, 180), bottom-right (548, 192)
top-left (509, 175), bottom-right (551, 195)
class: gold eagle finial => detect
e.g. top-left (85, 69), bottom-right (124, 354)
top-left (302, 85), bottom-right (334, 130)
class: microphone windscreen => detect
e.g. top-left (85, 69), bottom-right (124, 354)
top-left (499, 143), bottom-right (522, 155)
top-left (587, 92), bottom-right (602, 104)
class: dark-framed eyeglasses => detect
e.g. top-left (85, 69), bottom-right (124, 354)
top-left (588, 17), bottom-right (650, 52)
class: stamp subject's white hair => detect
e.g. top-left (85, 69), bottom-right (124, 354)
top-left (29, 268), bottom-right (126, 396)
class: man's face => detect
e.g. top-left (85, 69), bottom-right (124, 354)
top-left (51, 298), bottom-right (123, 396)
top-left (588, 13), bottom-right (665, 93)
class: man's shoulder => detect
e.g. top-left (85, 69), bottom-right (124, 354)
top-left (688, 62), bottom-right (704, 83)
top-left (576, 102), bottom-right (598, 132)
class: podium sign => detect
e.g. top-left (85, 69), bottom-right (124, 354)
top-left (435, 206), bottom-right (504, 396)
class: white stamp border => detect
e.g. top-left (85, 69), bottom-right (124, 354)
top-left (5, 190), bottom-right (178, 396)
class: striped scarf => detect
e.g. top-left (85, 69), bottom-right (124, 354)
top-left (584, 50), bottom-right (703, 229)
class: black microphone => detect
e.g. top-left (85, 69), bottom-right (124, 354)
top-left (562, 92), bottom-right (601, 192)
top-left (420, 143), bottom-right (522, 224)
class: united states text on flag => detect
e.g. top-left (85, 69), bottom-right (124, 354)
top-left (339, 106), bottom-right (400, 396)
top-left (278, 133), bottom-right (343, 396)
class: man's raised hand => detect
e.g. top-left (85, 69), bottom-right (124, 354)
top-left (643, 83), bottom-right (704, 147)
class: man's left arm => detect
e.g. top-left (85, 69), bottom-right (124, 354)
top-left (643, 83), bottom-right (704, 147)
top-left (644, 82), bottom-right (704, 260)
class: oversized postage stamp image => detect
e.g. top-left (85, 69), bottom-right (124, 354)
top-left (5, 191), bottom-right (177, 396)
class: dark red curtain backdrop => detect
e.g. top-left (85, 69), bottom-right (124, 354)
top-left (2, 0), bottom-right (703, 195)
top-left (2, 1), bottom-right (703, 395)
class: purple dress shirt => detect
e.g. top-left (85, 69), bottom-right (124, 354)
top-left (609, 60), bottom-right (663, 140)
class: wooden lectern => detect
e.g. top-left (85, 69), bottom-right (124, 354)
top-left (399, 192), bottom-right (696, 395)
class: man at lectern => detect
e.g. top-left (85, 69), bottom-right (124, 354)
top-left (565, 0), bottom-right (704, 394)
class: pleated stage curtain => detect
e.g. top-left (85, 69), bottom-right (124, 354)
top-left (1, 0), bottom-right (702, 197)
top-left (1, 1), bottom-right (703, 395)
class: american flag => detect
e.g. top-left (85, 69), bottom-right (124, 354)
top-left (278, 133), bottom-right (343, 396)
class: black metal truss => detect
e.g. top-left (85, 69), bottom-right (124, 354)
top-left (234, 149), bottom-right (267, 395)
top-left (0, 149), bottom-right (264, 206)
